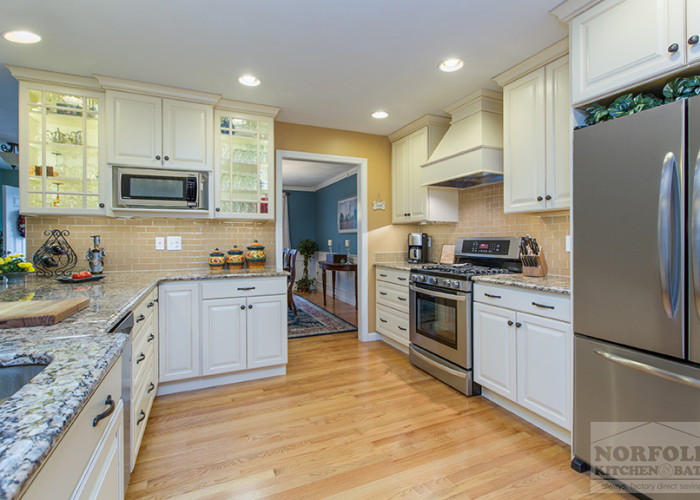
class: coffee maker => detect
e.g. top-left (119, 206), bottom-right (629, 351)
top-left (408, 233), bottom-right (429, 263)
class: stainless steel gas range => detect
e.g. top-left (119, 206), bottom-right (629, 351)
top-left (409, 237), bottom-right (522, 395)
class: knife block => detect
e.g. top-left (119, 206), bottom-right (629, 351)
top-left (522, 250), bottom-right (548, 277)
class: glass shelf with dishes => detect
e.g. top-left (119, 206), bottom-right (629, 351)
top-left (20, 84), bottom-right (106, 214)
top-left (214, 110), bottom-right (273, 219)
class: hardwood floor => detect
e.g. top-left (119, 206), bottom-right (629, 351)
top-left (127, 334), bottom-right (629, 499)
top-left (295, 289), bottom-right (357, 326)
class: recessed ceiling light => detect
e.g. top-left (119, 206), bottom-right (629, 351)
top-left (439, 58), bottom-right (464, 72)
top-left (371, 111), bottom-right (388, 119)
top-left (3, 30), bottom-right (41, 44)
top-left (238, 74), bottom-right (261, 87)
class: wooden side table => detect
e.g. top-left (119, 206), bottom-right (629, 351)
top-left (318, 262), bottom-right (358, 310)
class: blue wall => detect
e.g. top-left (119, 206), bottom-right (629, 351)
top-left (285, 173), bottom-right (357, 254)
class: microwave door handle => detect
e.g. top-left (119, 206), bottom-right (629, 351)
top-left (693, 148), bottom-right (700, 318)
top-left (409, 284), bottom-right (467, 302)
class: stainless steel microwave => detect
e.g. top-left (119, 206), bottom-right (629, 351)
top-left (113, 167), bottom-right (207, 210)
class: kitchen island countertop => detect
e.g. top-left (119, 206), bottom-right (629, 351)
top-left (0, 268), bottom-right (286, 499)
top-left (471, 274), bottom-right (571, 295)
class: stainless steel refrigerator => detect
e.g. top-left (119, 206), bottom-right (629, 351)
top-left (573, 97), bottom-right (700, 496)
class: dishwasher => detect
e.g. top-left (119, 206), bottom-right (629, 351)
top-left (109, 311), bottom-right (134, 491)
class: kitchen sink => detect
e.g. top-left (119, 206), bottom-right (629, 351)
top-left (0, 364), bottom-right (47, 406)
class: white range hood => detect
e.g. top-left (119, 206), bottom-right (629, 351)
top-left (421, 89), bottom-right (504, 189)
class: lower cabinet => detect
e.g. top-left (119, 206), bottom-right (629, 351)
top-left (24, 356), bottom-right (124, 499)
top-left (375, 266), bottom-right (410, 350)
top-left (159, 277), bottom-right (288, 392)
top-left (473, 283), bottom-right (572, 432)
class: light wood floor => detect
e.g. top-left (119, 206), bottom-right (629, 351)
top-left (127, 333), bottom-right (629, 499)
top-left (294, 289), bottom-right (357, 326)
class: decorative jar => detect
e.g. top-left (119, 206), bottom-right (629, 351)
top-left (245, 240), bottom-right (266, 269)
top-left (226, 245), bottom-right (245, 269)
top-left (208, 249), bottom-right (226, 269)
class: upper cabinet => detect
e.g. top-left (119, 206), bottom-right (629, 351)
top-left (213, 101), bottom-right (279, 219)
top-left (494, 41), bottom-right (570, 213)
top-left (106, 91), bottom-right (213, 170)
top-left (17, 79), bottom-right (108, 215)
top-left (390, 116), bottom-right (458, 224)
top-left (552, 0), bottom-right (699, 106)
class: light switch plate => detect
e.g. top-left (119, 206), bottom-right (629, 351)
top-left (167, 236), bottom-right (182, 251)
top-left (565, 235), bottom-right (571, 253)
top-left (155, 237), bottom-right (165, 250)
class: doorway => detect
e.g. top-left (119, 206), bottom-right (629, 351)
top-left (275, 150), bottom-right (369, 342)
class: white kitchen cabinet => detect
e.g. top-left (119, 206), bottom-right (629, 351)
top-left (107, 90), bottom-right (212, 170)
top-left (497, 49), bottom-right (570, 213)
top-left (390, 117), bottom-right (458, 224)
top-left (473, 283), bottom-right (572, 432)
top-left (159, 282), bottom-right (200, 383)
top-left (554, 0), bottom-right (698, 105)
top-left (375, 266), bottom-right (411, 350)
top-left (201, 297), bottom-right (247, 375)
top-left (246, 294), bottom-right (287, 368)
top-left (213, 108), bottom-right (275, 219)
top-left (17, 81), bottom-right (108, 215)
top-left (24, 356), bottom-right (124, 499)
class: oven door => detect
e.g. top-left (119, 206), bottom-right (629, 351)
top-left (409, 283), bottom-right (470, 368)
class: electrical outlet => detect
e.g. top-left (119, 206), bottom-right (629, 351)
top-left (155, 237), bottom-right (165, 250)
top-left (565, 235), bottom-right (572, 253)
top-left (167, 236), bottom-right (182, 251)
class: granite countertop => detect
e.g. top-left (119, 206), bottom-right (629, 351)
top-left (375, 262), bottom-right (430, 272)
top-left (0, 268), bottom-right (286, 499)
top-left (471, 274), bottom-right (571, 295)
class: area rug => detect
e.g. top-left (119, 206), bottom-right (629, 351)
top-left (288, 295), bottom-right (356, 339)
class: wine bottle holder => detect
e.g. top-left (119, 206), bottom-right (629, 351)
top-left (32, 229), bottom-right (78, 277)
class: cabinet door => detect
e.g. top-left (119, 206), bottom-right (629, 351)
top-left (503, 68), bottom-right (546, 213)
top-left (516, 312), bottom-right (571, 430)
top-left (688, 0), bottom-right (700, 65)
top-left (407, 128), bottom-right (428, 222)
top-left (246, 294), bottom-right (287, 369)
top-left (159, 282), bottom-right (200, 382)
top-left (391, 136), bottom-right (409, 223)
top-left (544, 57), bottom-right (571, 211)
top-left (162, 99), bottom-right (212, 170)
top-left (201, 297), bottom-right (247, 375)
top-left (473, 303), bottom-right (517, 400)
top-left (570, 0), bottom-right (685, 105)
top-left (107, 91), bottom-right (162, 168)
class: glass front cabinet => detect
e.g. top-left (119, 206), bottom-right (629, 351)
top-left (214, 110), bottom-right (274, 219)
top-left (19, 82), bottom-right (107, 215)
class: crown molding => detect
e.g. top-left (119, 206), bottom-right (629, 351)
top-left (550, 0), bottom-right (603, 23)
top-left (94, 74), bottom-right (221, 104)
top-left (493, 38), bottom-right (569, 87)
top-left (6, 65), bottom-right (103, 91)
top-left (388, 114), bottom-right (450, 143)
top-left (284, 167), bottom-right (357, 193)
top-left (216, 98), bottom-right (280, 118)
top-left (444, 89), bottom-right (503, 122)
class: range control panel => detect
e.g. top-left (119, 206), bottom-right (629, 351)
top-left (455, 237), bottom-right (522, 260)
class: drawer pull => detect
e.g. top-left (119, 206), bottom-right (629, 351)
top-left (147, 382), bottom-right (155, 394)
top-left (147, 333), bottom-right (155, 343)
top-left (379, 291), bottom-right (388, 295)
top-left (507, 320), bottom-right (514, 326)
top-left (153, 298), bottom-right (159, 303)
top-left (379, 273), bottom-right (388, 277)
top-left (92, 395), bottom-right (115, 427)
top-left (532, 301), bottom-right (555, 310)
top-left (136, 314), bottom-right (146, 323)
top-left (485, 293), bottom-right (501, 299)
top-left (136, 410), bottom-right (146, 425)
top-left (238, 287), bottom-right (256, 291)
top-left (398, 326), bottom-right (407, 331)
top-left (136, 352), bottom-right (146, 364)
top-left (380, 318), bottom-right (388, 323)
top-left (398, 297), bottom-right (407, 301)
top-left (398, 277), bottom-right (407, 281)
top-left (147, 302), bottom-right (155, 308)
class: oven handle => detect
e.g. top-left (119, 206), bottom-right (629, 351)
top-left (410, 346), bottom-right (467, 379)
top-left (409, 284), bottom-right (467, 302)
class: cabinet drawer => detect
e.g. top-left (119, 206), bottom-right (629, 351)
top-left (200, 277), bottom-right (286, 299)
top-left (132, 354), bottom-right (157, 469)
top-left (376, 303), bottom-right (410, 341)
top-left (133, 286), bottom-right (158, 327)
top-left (474, 283), bottom-right (570, 322)
top-left (376, 280), bottom-right (409, 313)
top-left (375, 267), bottom-right (410, 286)
top-left (132, 314), bottom-right (157, 390)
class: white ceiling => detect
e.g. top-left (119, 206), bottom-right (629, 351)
top-left (0, 0), bottom-right (567, 142)
top-left (282, 159), bottom-right (355, 191)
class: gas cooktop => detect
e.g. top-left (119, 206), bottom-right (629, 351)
top-left (418, 263), bottom-right (513, 279)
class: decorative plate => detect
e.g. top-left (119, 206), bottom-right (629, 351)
top-left (56, 275), bottom-right (106, 284)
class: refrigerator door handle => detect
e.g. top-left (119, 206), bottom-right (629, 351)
top-left (692, 148), bottom-right (700, 318)
top-left (593, 349), bottom-right (700, 389)
top-left (657, 151), bottom-right (681, 318)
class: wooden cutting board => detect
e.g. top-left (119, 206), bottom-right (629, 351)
top-left (0, 297), bottom-right (90, 328)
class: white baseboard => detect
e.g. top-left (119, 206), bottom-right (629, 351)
top-left (157, 366), bottom-right (286, 396)
top-left (364, 331), bottom-right (379, 342)
top-left (481, 388), bottom-right (571, 444)
top-left (377, 332), bottom-right (409, 354)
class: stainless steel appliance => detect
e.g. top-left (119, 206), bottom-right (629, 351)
top-left (572, 98), bottom-right (700, 495)
top-left (409, 236), bottom-right (521, 395)
top-left (113, 167), bottom-right (207, 210)
top-left (407, 233), bottom-right (429, 263)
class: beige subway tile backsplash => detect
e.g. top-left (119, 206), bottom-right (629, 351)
top-left (26, 217), bottom-right (276, 272)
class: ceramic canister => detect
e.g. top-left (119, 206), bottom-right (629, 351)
top-left (245, 240), bottom-right (266, 269)
top-left (226, 245), bottom-right (245, 268)
top-left (209, 248), bottom-right (226, 269)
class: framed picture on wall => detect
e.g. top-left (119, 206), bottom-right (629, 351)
top-left (337, 196), bottom-right (357, 233)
